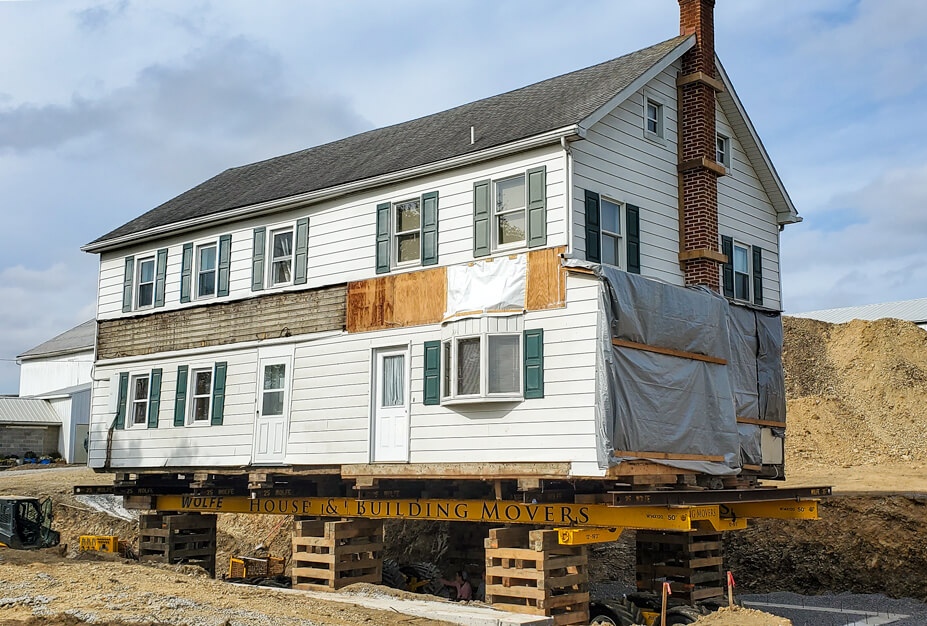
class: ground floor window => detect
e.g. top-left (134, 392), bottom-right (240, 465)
top-left (188, 368), bottom-right (213, 424)
top-left (130, 373), bottom-right (149, 426)
top-left (443, 333), bottom-right (521, 400)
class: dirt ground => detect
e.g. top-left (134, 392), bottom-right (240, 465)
top-left (0, 546), bottom-right (449, 625)
top-left (693, 606), bottom-right (791, 625)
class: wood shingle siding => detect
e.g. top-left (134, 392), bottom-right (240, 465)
top-left (96, 284), bottom-right (346, 359)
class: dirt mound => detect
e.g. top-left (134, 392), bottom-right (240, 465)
top-left (693, 606), bottom-right (791, 625)
top-left (783, 316), bottom-right (927, 468)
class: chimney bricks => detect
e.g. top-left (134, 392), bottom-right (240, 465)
top-left (678, 0), bottom-right (722, 292)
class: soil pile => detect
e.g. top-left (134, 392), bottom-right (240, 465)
top-left (693, 606), bottom-right (791, 625)
top-left (783, 316), bottom-right (927, 468)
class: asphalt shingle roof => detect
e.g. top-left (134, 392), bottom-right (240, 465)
top-left (17, 320), bottom-right (95, 360)
top-left (88, 36), bottom-right (690, 247)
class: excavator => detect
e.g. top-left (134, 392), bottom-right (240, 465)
top-left (0, 496), bottom-right (60, 549)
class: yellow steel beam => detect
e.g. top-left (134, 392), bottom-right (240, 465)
top-left (557, 527), bottom-right (623, 545)
top-left (156, 495), bottom-right (820, 532)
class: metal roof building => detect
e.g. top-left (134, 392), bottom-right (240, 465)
top-left (791, 297), bottom-right (927, 330)
top-left (0, 397), bottom-right (62, 425)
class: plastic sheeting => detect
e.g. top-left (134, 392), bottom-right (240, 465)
top-left (445, 255), bottom-right (526, 320)
top-left (564, 260), bottom-right (787, 475)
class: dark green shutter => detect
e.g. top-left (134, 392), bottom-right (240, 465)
top-left (147, 368), bottom-right (162, 428)
top-left (421, 192), bottom-right (439, 266)
top-left (626, 204), bottom-right (641, 274)
top-left (473, 180), bottom-right (491, 257)
top-left (584, 190), bottom-right (601, 263)
top-left (376, 202), bottom-right (391, 274)
top-left (218, 234), bottom-right (232, 296)
top-left (115, 372), bottom-right (129, 429)
top-left (122, 257), bottom-right (134, 313)
top-left (526, 166), bottom-right (547, 248)
top-left (251, 227), bottom-right (266, 291)
top-left (211, 361), bottom-right (227, 426)
top-left (154, 249), bottom-right (168, 307)
top-left (752, 245), bottom-right (763, 306)
top-left (180, 243), bottom-right (193, 303)
top-left (423, 341), bottom-right (441, 405)
top-left (294, 218), bottom-right (309, 284)
top-left (173, 365), bottom-right (188, 427)
top-left (721, 235), bottom-right (734, 298)
top-left (523, 329), bottom-right (544, 399)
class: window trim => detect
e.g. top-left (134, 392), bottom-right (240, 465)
top-left (599, 196), bottom-right (625, 270)
top-left (134, 255), bottom-right (156, 311)
top-left (644, 96), bottom-right (664, 140)
top-left (186, 366), bottom-right (214, 426)
top-left (266, 223), bottom-right (296, 288)
top-left (128, 372), bottom-right (150, 428)
top-left (716, 133), bottom-right (731, 168)
top-left (492, 174), bottom-right (528, 252)
top-left (194, 239), bottom-right (219, 301)
top-left (442, 331), bottom-right (523, 403)
top-left (732, 240), bottom-right (752, 302)
top-left (392, 197), bottom-right (423, 269)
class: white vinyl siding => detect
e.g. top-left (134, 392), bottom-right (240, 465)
top-left (572, 60), bottom-right (683, 285)
top-left (716, 103), bottom-right (782, 310)
top-left (88, 273), bottom-right (599, 471)
top-left (95, 145), bottom-right (566, 320)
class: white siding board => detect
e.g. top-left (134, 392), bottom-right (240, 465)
top-left (98, 146), bottom-right (566, 321)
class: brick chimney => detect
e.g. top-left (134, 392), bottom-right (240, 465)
top-left (677, 0), bottom-right (726, 291)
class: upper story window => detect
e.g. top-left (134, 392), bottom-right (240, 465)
top-left (733, 242), bottom-right (751, 301)
top-left (269, 227), bottom-right (294, 286)
top-left (135, 257), bottom-right (155, 309)
top-left (196, 242), bottom-right (217, 299)
top-left (600, 198), bottom-right (623, 268)
top-left (130, 373), bottom-right (150, 427)
top-left (494, 175), bottom-right (526, 250)
top-left (393, 198), bottom-right (421, 266)
top-left (188, 367), bottom-right (213, 424)
top-left (716, 133), bottom-right (731, 168)
top-left (645, 99), bottom-right (663, 138)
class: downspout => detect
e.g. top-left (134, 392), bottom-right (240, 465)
top-left (561, 136), bottom-right (573, 256)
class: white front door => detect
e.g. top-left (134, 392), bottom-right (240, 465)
top-left (372, 347), bottom-right (410, 462)
top-left (253, 357), bottom-right (291, 464)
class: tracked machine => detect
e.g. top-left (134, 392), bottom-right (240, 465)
top-left (0, 496), bottom-right (60, 550)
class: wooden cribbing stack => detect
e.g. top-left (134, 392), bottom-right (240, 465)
top-left (138, 511), bottom-right (217, 577)
top-left (291, 518), bottom-right (384, 591)
top-left (635, 526), bottom-right (725, 603)
top-left (484, 527), bottom-right (589, 625)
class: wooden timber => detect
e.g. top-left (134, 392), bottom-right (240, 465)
top-left (635, 527), bottom-right (724, 604)
top-left (292, 519), bottom-right (384, 591)
top-left (611, 338), bottom-right (727, 365)
top-left (341, 462), bottom-right (573, 480)
top-left (525, 246), bottom-right (567, 311)
top-left (97, 284), bottom-right (346, 359)
top-left (484, 527), bottom-right (589, 625)
top-left (346, 266), bottom-right (447, 333)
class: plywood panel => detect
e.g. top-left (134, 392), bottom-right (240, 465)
top-left (346, 267), bottom-right (447, 333)
top-left (526, 246), bottom-right (566, 311)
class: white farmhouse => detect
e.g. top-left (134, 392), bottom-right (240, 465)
top-left (81, 0), bottom-right (798, 485)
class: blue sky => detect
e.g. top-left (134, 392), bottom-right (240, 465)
top-left (1, 0), bottom-right (925, 393)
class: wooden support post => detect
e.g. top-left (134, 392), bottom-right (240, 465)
top-left (291, 518), bottom-right (384, 591)
top-left (635, 528), bottom-right (724, 604)
top-left (484, 527), bottom-right (589, 625)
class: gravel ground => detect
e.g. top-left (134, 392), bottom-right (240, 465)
top-left (741, 591), bottom-right (927, 626)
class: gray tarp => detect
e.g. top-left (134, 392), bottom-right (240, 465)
top-left (566, 260), bottom-right (786, 475)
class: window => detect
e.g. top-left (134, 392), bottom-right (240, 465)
top-left (188, 368), bottom-right (213, 424)
top-left (645, 99), bottom-right (663, 138)
top-left (136, 257), bottom-right (155, 309)
top-left (129, 373), bottom-right (150, 427)
top-left (443, 333), bottom-right (521, 400)
top-left (196, 243), bottom-right (217, 299)
top-left (733, 243), bottom-right (750, 301)
top-left (269, 227), bottom-right (294, 286)
top-left (494, 175), bottom-right (526, 249)
top-left (600, 198), bottom-right (623, 268)
top-left (393, 198), bottom-right (421, 266)
top-left (262, 363), bottom-right (287, 416)
top-left (716, 133), bottom-right (730, 168)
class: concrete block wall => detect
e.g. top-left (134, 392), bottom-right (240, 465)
top-left (0, 425), bottom-right (61, 458)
